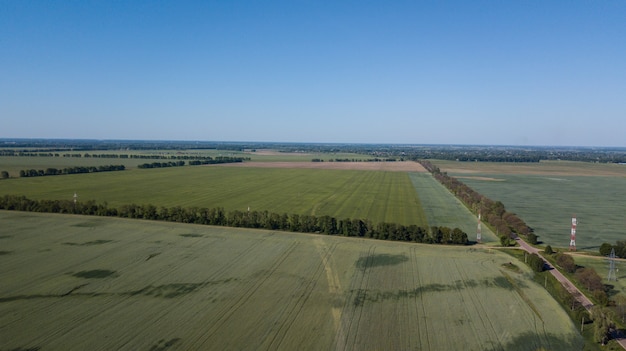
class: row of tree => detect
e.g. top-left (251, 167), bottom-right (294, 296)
top-left (138, 157), bottom-right (247, 168)
top-left (0, 195), bottom-right (468, 245)
top-left (137, 161), bottom-right (185, 169)
top-left (188, 157), bottom-right (245, 165)
top-left (419, 160), bottom-right (533, 241)
top-left (19, 165), bottom-right (126, 177)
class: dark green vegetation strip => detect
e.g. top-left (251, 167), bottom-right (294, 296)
top-left (72, 270), bottom-right (117, 279)
top-left (63, 240), bottom-right (113, 246)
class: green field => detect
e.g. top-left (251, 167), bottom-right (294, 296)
top-left (0, 166), bottom-right (428, 227)
top-left (0, 211), bottom-right (582, 350)
top-left (409, 173), bottom-right (499, 243)
top-left (434, 160), bottom-right (626, 250)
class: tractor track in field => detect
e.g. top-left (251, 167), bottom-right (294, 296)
top-left (334, 245), bottom-right (375, 351)
top-left (452, 258), bottom-right (489, 351)
top-left (266, 242), bottom-right (339, 350)
top-left (411, 247), bottom-right (432, 351)
top-left (188, 240), bottom-right (300, 348)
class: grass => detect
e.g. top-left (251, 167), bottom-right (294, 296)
top-left (0, 166), bottom-right (427, 226)
top-left (0, 211), bottom-right (582, 350)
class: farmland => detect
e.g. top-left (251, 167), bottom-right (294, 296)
top-left (0, 149), bottom-right (380, 177)
top-left (0, 164), bottom-right (430, 227)
top-left (409, 172), bottom-right (498, 243)
top-left (0, 211), bottom-right (582, 350)
top-left (434, 160), bottom-right (626, 249)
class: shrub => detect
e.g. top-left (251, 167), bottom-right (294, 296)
top-left (555, 253), bottom-right (576, 273)
top-left (527, 253), bottom-right (544, 272)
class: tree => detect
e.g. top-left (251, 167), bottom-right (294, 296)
top-left (555, 253), bottom-right (576, 273)
top-left (590, 306), bottom-right (613, 345)
top-left (599, 242), bottom-right (613, 256)
top-left (616, 295), bottom-right (626, 323)
top-left (527, 253), bottom-right (544, 272)
top-left (450, 228), bottom-right (468, 245)
top-left (576, 268), bottom-right (604, 293)
top-left (1, 171), bottom-right (8, 179)
top-left (544, 245), bottom-right (553, 255)
top-left (526, 233), bottom-right (538, 245)
top-left (499, 235), bottom-right (510, 247)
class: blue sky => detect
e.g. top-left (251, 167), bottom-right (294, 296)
top-left (1, 1), bottom-right (625, 146)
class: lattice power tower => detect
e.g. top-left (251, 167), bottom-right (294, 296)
top-left (476, 213), bottom-right (482, 243)
top-left (569, 215), bottom-right (577, 251)
top-left (607, 248), bottom-right (618, 281)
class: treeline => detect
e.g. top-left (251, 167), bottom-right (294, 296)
top-left (138, 161), bottom-right (185, 169)
top-left (188, 156), bottom-right (245, 165)
top-left (138, 157), bottom-right (246, 168)
top-left (599, 240), bottom-right (626, 258)
top-left (0, 195), bottom-right (468, 245)
top-left (0, 151), bottom-right (251, 162)
top-left (19, 165), bottom-right (126, 177)
top-left (419, 160), bottom-right (533, 243)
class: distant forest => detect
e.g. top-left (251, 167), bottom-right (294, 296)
top-left (2, 139), bottom-right (625, 163)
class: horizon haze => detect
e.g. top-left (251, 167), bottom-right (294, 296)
top-left (1, 1), bottom-right (625, 147)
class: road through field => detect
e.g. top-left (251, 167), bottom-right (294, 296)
top-left (512, 235), bottom-right (626, 349)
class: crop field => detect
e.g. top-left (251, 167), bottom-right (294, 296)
top-left (0, 211), bottom-right (582, 350)
top-left (0, 150), bottom-right (378, 176)
top-left (434, 160), bottom-right (626, 249)
top-left (0, 166), bottom-right (428, 226)
top-left (409, 173), bottom-right (498, 243)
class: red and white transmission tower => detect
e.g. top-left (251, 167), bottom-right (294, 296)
top-left (569, 215), bottom-right (577, 251)
top-left (476, 213), bottom-right (482, 243)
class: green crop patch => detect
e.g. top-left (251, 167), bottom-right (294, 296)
top-left (63, 240), bottom-right (113, 246)
top-left (131, 283), bottom-right (206, 298)
top-left (356, 253), bottom-right (408, 269)
top-left (72, 269), bottom-right (117, 279)
top-left (148, 338), bottom-right (181, 351)
top-left (71, 220), bottom-right (105, 228)
top-left (179, 233), bottom-right (203, 238)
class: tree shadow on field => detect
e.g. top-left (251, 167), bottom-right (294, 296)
top-left (356, 253), bottom-right (408, 270)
